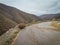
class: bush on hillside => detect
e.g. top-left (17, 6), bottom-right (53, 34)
top-left (18, 23), bottom-right (26, 29)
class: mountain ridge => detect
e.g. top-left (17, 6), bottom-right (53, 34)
top-left (0, 3), bottom-right (40, 35)
top-left (39, 13), bottom-right (60, 21)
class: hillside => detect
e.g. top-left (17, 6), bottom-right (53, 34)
top-left (0, 3), bottom-right (40, 35)
top-left (39, 13), bottom-right (60, 21)
top-left (0, 3), bottom-right (40, 23)
top-left (0, 14), bottom-right (17, 35)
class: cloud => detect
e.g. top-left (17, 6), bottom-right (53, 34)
top-left (46, 0), bottom-right (60, 13)
top-left (0, 0), bottom-right (60, 15)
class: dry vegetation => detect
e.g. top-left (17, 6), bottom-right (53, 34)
top-left (51, 21), bottom-right (60, 29)
top-left (0, 28), bottom-right (20, 45)
top-left (18, 23), bottom-right (26, 29)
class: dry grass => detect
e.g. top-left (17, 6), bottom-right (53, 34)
top-left (0, 28), bottom-right (20, 45)
top-left (51, 21), bottom-right (60, 29)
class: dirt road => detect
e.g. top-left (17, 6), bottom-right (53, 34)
top-left (13, 22), bottom-right (60, 45)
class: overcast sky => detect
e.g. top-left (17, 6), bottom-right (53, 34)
top-left (0, 0), bottom-right (60, 16)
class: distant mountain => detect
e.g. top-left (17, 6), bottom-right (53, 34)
top-left (39, 13), bottom-right (60, 21)
top-left (0, 3), bottom-right (40, 35)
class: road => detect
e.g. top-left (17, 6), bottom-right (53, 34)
top-left (13, 22), bottom-right (60, 45)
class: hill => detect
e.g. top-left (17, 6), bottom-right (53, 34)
top-left (39, 13), bottom-right (60, 21)
top-left (0, 3), bottom-right (40, 23)
top-left (0, 14), bottom-right (17, 35)
top-left (0, 3), bottom-right (40, 35)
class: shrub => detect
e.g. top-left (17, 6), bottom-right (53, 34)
top-left (51, 21), bottom-right (60, 29)
top-left (18, 23), bottom-right (26, 29)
